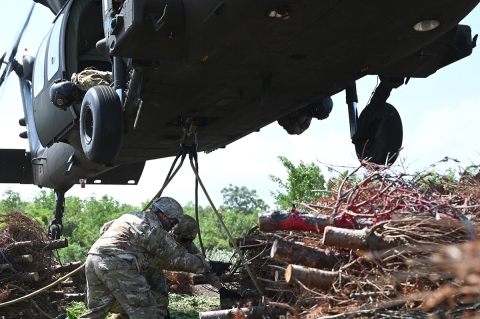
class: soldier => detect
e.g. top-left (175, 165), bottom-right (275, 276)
top-left (108, 214), bottom-right (241, 319)
top-left (79, 197), bottom-right (212, 319)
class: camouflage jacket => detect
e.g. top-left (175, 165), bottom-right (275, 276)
top-left (150, 241), bottom-right (222, 289)
top-left (89, 211), bottom-right (209, 274)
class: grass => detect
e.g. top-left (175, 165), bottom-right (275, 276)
top-left (169, 293), bottom-right (219, 319)
top-left (64, 294), bottom-right (219, 319)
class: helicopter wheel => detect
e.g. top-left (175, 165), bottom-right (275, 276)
top-left (80, 86), bottom-right (123, 164)
top-left (354, 103), bottom-right (403, 165)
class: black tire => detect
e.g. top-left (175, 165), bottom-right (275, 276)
top-left (354, 103), bottom-right (403, 165)
top-left (80, 86), bottom-right (123, 163)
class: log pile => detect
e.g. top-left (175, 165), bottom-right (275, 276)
top-left (0, 211), bottom-right (85, 319)
top-left (224, 162), bottom-right (480, 318)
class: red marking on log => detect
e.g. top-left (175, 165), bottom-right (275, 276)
top-left (277, 210), bottom-right (327, 232)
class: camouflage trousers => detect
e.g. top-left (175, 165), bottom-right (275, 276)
top-left (79, 254), bottom-right (167, 319)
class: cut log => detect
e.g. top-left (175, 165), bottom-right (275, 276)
top-left (259, 210), bottom-right (372, 233)
top-left (43, 238), bottom-right (68, 250)
top-left (271, 239), bottom-right (348, 270)
top-left (54, 261), bottom-right (83, 273)
top-left (17, 272), bottom-right (39, 282)
top-left (12, 241), bottom-right (34, 249)
top-left (322, 226), bottom-right (400, 251)
top-left (200, 306), bottom-right (287, 319)
top-left (13, 255), bottom-right (33, 263)
top-left (285, 264), bottom-right (338, 290)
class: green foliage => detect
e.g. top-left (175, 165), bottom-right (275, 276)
top-left (65, 301), bottom-right (86, 319)
top-left (169, 293), bottom-right (219, 319)
top-left (57, 195), bottom-right (139, 262)
top-left (64, 302), bottom-right (113, 319)
top-left (417, 168), bottom-right (458, 193)
top-left (327, 170), bottom-right (362, 191)
top-left (183, 202), bottom-right (258, 250)
top-left (23, 190), bottom-right (56, 226)
top-left (64, 294), bottom-right (218, 319)
top-left (221, 184), bottom-right (269, 214)
top-left (269, 156), bottom-right (328, 209)
top-left (0, 189), bottom-right (27, 213)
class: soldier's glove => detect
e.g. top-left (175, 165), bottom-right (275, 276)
top-left (210, 261), bottom-right (232, 276)
top-left (219, 287), bottom-right (242, 299)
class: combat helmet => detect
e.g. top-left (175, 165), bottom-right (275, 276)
top-left (151, 197), bottom-right (184, 222)
top-left (172, 215), bottom-right (199, 244)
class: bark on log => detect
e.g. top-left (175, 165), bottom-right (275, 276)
top-left (43, 238), bottom-right (68, 250)
top-left (12, 241), bottom-right (34, 249)
top-left (200, 306), bottom-right (287, 319)
top-left (322, 226), bottom-right (400, 251)
top-left (12, 255), bottom-right (33, 263)
top-left (271, 239), bottom-right (348, 270)
top-left (17, 272), bottom-right (39, 282)
top-left (54, 261), bottom-right (83, 273)
top-left (259, 210), bottom-right (372, 233)
top-left (285, 264), bottom-right (338, 290)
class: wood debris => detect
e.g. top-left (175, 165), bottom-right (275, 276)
top-left (226, 162), bottom-right (480, 318)
top-left (0, 211), bottom-right (85, 319)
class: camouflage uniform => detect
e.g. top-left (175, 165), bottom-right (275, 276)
top-left (106, 215), bottom-right (222, 319)
top-left (79, 210), bottom-right (210, 319)
top-left (154, 215), bottom-right (222, 288)
top-left (71, 67), bottom-right (113, 92)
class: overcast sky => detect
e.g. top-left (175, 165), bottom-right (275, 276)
top-left (0, 2), bottom-right (479, 209)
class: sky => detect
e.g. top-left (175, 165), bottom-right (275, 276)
top-left (0, 1), bottom-right (479, 210)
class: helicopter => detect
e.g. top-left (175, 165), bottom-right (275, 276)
top-left (0, 0), bottom-right (478, 238)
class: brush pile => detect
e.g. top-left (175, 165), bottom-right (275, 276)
top-left (0, 211), bottom-right (84, 319)
top-left (225, 161), bottom-right (480, 319)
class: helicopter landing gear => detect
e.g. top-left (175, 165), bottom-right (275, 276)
top-left (48, 190), bottom-right (65, 240)
top-left (353, 103), bottom-right (403, 165)
top-left (348, 77), bottom-right (404, 165)
top-left (80, 85), bottom-right (123, 164)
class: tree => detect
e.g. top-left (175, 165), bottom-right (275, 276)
top-left (221, 184), bottom-right (269, 215)
top-left (0, 189), bottom-right (27, 213)
top-left (24, 190), bottom-right (57, 226)
top-left (183, 202), bottom-right (258, 250)
top-left (269, 156), bottom-right (328, 209)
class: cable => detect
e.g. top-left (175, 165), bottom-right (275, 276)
top-left (8, 284), bottom-right (54, 319)
top-left (0, 248), bottom-right (16, 274)
top-left (189, 159), bottom-right (267, 297)
top-left (192, 153), bottom-right (206, 256)
top-left (0, 263), bottom-right (85, 308)
top-left (143, 151), bottom-right (185, 211)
